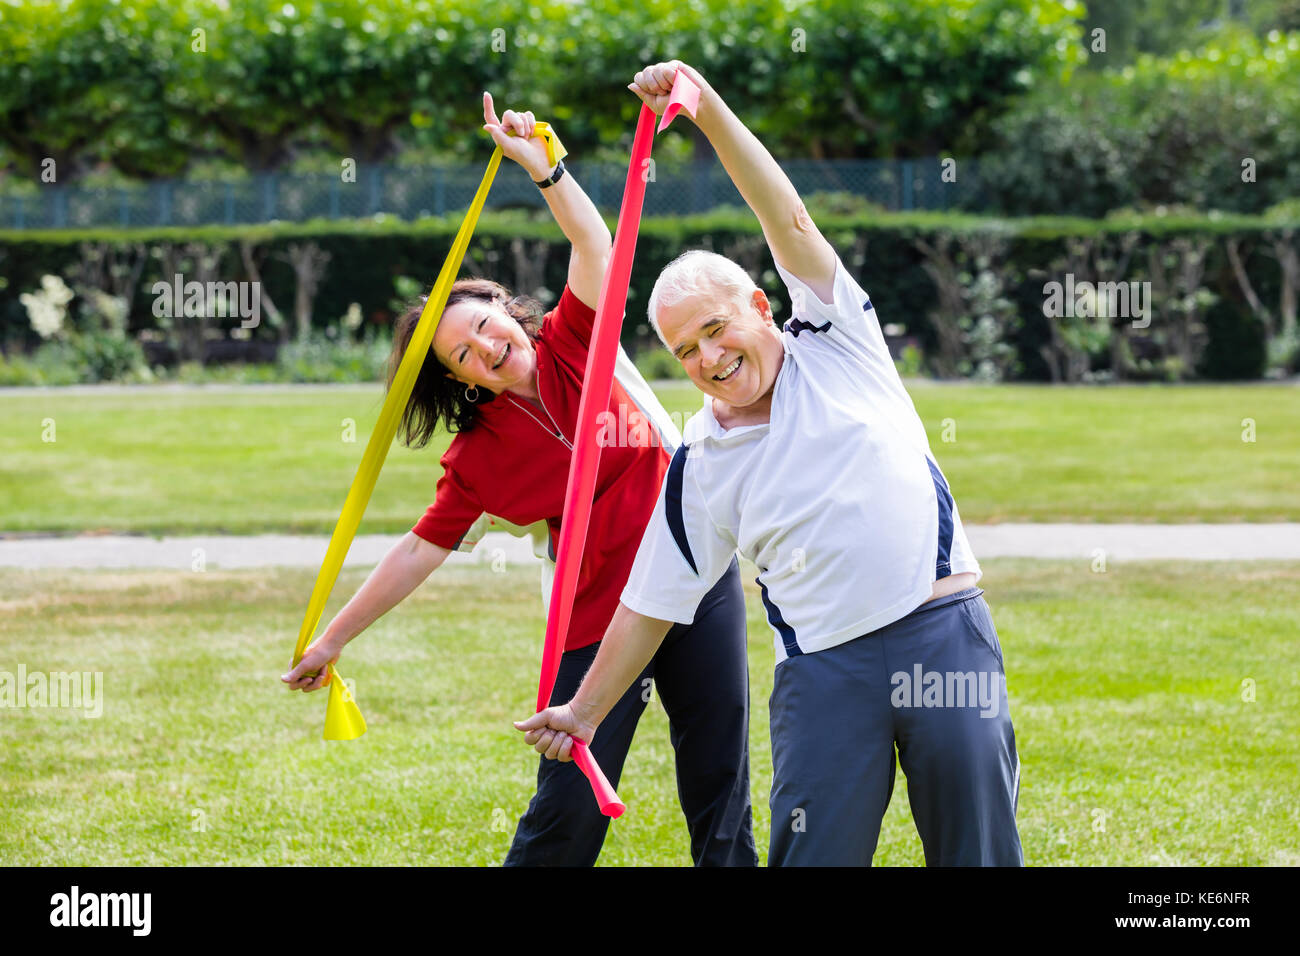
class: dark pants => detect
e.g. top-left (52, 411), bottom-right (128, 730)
top-left (504, 559), bottom-right (757, 867)
top-left (768, 587), bottom-right (1023, 866)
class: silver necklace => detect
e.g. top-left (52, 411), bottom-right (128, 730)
top-left (505, 392), bottom-right (573, 451)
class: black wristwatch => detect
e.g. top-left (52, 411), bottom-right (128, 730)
top-left (533, 159), bottom-right (566, 189)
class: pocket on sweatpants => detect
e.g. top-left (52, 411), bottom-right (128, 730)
top-left (959, 596), bottom-right (1005, 669)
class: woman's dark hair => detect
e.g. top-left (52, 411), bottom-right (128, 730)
top-left (389, 278), bottom-right (544, 447)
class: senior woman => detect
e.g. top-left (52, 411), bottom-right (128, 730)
top-left (283, 93), bottom-right (756, 867)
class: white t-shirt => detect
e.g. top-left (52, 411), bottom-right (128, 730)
top-left (620, 254), bottom-right (980, 664)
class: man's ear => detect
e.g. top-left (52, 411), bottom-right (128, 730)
top-left (752, 288), bottom-right (774, 326)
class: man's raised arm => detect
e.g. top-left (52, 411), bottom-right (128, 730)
top-left (628, 60), bottom-right (838, 304)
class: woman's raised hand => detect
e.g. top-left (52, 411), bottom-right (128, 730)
top-left (482, 92), bottom-right (554, 180)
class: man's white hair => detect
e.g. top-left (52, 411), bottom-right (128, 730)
top-left (647, 250), bottom-right (758, 348)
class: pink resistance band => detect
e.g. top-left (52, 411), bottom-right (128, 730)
top-left (536, 73), bottom-right (701, 818)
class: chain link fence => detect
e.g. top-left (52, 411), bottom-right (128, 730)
top-left (0, 157), bottom-right (985, 230)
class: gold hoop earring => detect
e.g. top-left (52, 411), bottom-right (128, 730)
top-left (464, 384), bottom-right (479, 402)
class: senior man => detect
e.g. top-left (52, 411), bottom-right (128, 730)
top-left (516, 60), bottom-right (1022, 866)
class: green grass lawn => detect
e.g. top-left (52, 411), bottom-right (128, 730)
top-left (2, 559), bottom-right (1296, 866)
top-left (0, 382), bottom-right (1297, 535)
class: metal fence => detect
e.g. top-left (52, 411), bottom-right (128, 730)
top-left (0, 157), bottom-right (984, 230)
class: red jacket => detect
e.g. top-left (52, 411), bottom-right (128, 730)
top-left (412, 285), bottom-right (671, 650)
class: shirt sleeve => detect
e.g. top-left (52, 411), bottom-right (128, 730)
top-left (774, 254), bottom-right (892, 366)
top-left (776, 253), bottom-right (931, 454)
top-left (546, 283), bottom-right (598, 349)
top-left (411, 456), bottom-right (484, 552)
top-left (619, 444), bottom-right (737, 624)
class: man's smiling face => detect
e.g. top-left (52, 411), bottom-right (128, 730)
top-left (658, 285), bottom-right (784, 409)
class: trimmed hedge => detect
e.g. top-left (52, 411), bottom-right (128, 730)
top-left (2, 207), bottom-right (1297, 381)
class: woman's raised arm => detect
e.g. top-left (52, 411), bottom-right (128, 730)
top-left (481, 92), bottom-right (611, 311)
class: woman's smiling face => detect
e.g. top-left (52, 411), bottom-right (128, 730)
top-left (432, 298), bottom-right (538, 393)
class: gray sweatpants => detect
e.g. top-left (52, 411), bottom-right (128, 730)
top-left (768, 587), bottom-right (1023, 866)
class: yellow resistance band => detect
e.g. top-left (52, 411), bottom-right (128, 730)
top-left (291, 124), bottom-right (566, 740)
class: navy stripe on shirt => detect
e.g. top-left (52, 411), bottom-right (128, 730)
top-left (926, 456), bottom-right (954, 579)
top-left (665, 443), bottom-right (698, 575)
top-left (758, 576), bottom-right (802, 657)
top-left (787, 317), bottom-right (832, 338)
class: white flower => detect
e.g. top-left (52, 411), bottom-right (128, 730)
top-left (20, 275), bottom-right (80, 339)
top-left (342, 302), bottom-right (363, 331)
top-left (89, 290), bottom-right (129, 330)
top-left (21, 295), bottom-right (64, 339)
top-left (39, 274), bottom-right (74, 307)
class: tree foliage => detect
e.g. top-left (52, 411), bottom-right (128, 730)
top-left (0, 0), bottom-right (1084, 181)
top-left (978, 29), bottom-right (1300, 215)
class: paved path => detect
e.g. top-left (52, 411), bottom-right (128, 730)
top-left (1, 525), bottom-right (1297, 570)
top-left (0, 533), bottom-right (528, 570)
top-left (967, 523), bottom-right (1300, 560)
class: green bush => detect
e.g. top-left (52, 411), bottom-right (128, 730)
top-left (803, 193), bottom-right (888, 219)
top-left (979, 29), bottom-right (1300, 215)
top-left (65, 330), bottom-right (150, 383)
top-left (785, 0), bottom-right (1083, 159)
top-left (1199, 300), bottom-right (1269, 380)
top-left (894, 343), bottom-right (924, 378)
top-left (274, 332), bottom-right (392, 384)
top-left (0, 334), bottom-right (148, 385)
top-left (634, 346), bottom-right (688, 381)
top-left (0, 342), bottom-right (84, 386)
top-left (0, 351), bottom-right (46, 386)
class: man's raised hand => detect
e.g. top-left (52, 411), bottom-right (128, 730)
top-left (627, 60), bottom-right (709, 116)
